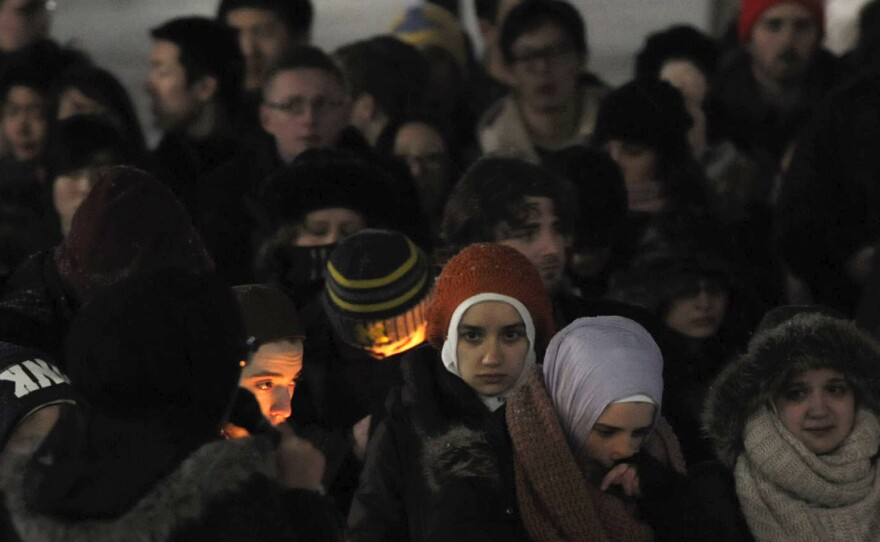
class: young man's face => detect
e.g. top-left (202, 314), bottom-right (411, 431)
top-left (260, 68), bottom-right (350, 162)
top-left (1, 85), bottom-right (47, 161)
top-left (508, 23), bottom-right (581, 113)
top-left (225, 7), bottom-right (294, 92)
top-left (146, 40), bottom-right (206, 132)
top-left (0, 0), bottom-right (50, 53)
top-left (748, 2), bottom-right (819, 85)
top-left (495, 195), bottom-right (568, 293)
top-left (239, 339), bottom-right (303, 425)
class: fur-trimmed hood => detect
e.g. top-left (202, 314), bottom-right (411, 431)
top-left (703, 313), bottom-right (880, 467)
top-left (4, 437), bottom-right (276, 542)
top-left (421, 424), bottom-right (502, 495)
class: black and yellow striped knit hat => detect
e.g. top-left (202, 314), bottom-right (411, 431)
top-left (323, 229), bottom-right (432, 349)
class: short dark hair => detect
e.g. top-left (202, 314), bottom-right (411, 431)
top-left (217, 0), bottom-right (313, 41)
top-left (334, 36), bottom-right (427, 121)
top-left (474, 0), bottom-right (501, 22)
top-left (264, 45), bottom-right (346, 93)
top-left (500, 0), bottom-right (588, 65)
top-left (46, 115), bottom-right (142, 181)
top-left (150, 17), bottom-right (244, 112)
top-left (634, 25), bottom-right (720, 81)
top-left (55, 65), bottom-right (146, 153)
top-left (440, 156), bottom-right (576, 255)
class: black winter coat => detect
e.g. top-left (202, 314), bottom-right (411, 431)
top-left (668, 461), bottom-right (755, 542)
top-left (0, 250), bottom-right (77, 364)
top-left (346, 345), bottom-right (528, 542)
top-left (777, 70), bottom-right (880, 314)
top-left (3, 436), bottom-right (342, 542)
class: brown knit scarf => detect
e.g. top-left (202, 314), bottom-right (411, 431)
top-left (506, 367), bottom-right (686, 542)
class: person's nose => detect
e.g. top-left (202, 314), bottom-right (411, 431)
top-left (608, 435), bottom-right (638, 462)
top-left (536, 228), bottom-right (564, 259)
top-left (481, 338), bottom-right (503, 367)
top-left (239, 32), bottom-right (256, 59)
top-left (693, 289), bottom-right (712, 310)
top-left (269, 387), bottom-right (292, 421)
top-left (805, 391), bottom-right (831, 418)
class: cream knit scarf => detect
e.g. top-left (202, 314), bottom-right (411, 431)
top-left (734, 408), bottom-right (880, 542)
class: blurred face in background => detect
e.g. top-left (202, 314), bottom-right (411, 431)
top-left (509, 23), bottom-right (581, 113)
top-left (146, 40), bottom-right (213, 132)
top-left (393, 121), bottom-right (449, 218)
top-left (260, 68), bottom-right (350, 161)
top-left (747, 2), bottom-right (819, 85)
top-left (53, 158), bottom-right (112, 236)
top-left (0, 0), bottom-right (50, 53)
top-left (294, 207), bottom-right (366, 247)
top-left (603, 140), bottom-right (665, 214)
top-left (495, 196), bottom-right (568, 293)
top-left (225, 7), bottom-right (294, 92)
top-left (663, 276), bottom-right (729, 339)
top-left (2, 85), bottom-right (47, 161)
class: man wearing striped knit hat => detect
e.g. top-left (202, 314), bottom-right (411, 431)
top-left (289, 229), bottom-right (433, 516)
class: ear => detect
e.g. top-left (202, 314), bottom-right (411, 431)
top-left (350, 93), bottom-right (377, 126)
top-left (259, 103), bottom-right (273, 133)
top-left (192, 75), bottom-right (218, 103)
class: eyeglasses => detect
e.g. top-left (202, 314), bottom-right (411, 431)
top-left (262, 96), bottom-right (345, 116)
top-left (510, 42), bottom-right (576, 70)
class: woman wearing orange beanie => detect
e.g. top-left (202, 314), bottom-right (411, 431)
top-left (347, 243), bottom-right (554, 541)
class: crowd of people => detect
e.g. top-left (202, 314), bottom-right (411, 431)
top-left (1, 0), bottom-right (880, 539)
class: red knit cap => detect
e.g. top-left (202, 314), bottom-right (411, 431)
top-left (427, 243), bottom-right (556, 353)
top-left (739, 0), bottom-right (824, 43)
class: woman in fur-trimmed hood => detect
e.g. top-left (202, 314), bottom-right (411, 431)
top-left (683, 310), bottom-right (880, 542)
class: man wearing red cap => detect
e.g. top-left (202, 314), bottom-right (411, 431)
top-left (708, 0), bottom-right (844, 167)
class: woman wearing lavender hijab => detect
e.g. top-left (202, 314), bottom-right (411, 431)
top-left (503, 316), bottom-right (687, 542)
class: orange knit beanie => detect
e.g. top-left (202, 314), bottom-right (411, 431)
top-left (427, 243), bottom-right (555, 352)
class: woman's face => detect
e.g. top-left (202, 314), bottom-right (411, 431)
top-left (663, 278), bottom-right (729, 339)
top-left (294, 207), bottom-right (366, 247)
top-left (773, 368), bottom-right (856, 455)
top-left (53, 165), bottom-right (105, 231)
top-left (456, 301), bottom-right (529, 396)
top-left (581, 402), bottom-right (655, 473)
top-left (602, 140), bottom-right (663, 213)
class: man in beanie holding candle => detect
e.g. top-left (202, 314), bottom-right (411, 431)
top-left (290, 228), bottom-right (433, 515)
top-left (708, 0), bottom-right (844, 166)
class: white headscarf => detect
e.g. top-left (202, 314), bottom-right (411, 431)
top-left (543, 316), bottom-right (664, 454)
top-left (441, 293), bottom-right (536, 411)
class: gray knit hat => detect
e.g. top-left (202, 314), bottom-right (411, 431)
top-left (323, 229), bottom-right (432, 349)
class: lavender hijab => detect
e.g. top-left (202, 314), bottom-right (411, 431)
top-left (543, 316), bottom-right (664, 454)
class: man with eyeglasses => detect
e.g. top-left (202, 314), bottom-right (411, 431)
top-left (197, 45), bottom-right (374, 285)
top-left (476, 0), bottom-right (606, 167)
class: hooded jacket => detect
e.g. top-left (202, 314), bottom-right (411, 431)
top-left (675, 313), bottom-right (880, 541)
top-left (347, 345), bottom-right (523, 541)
